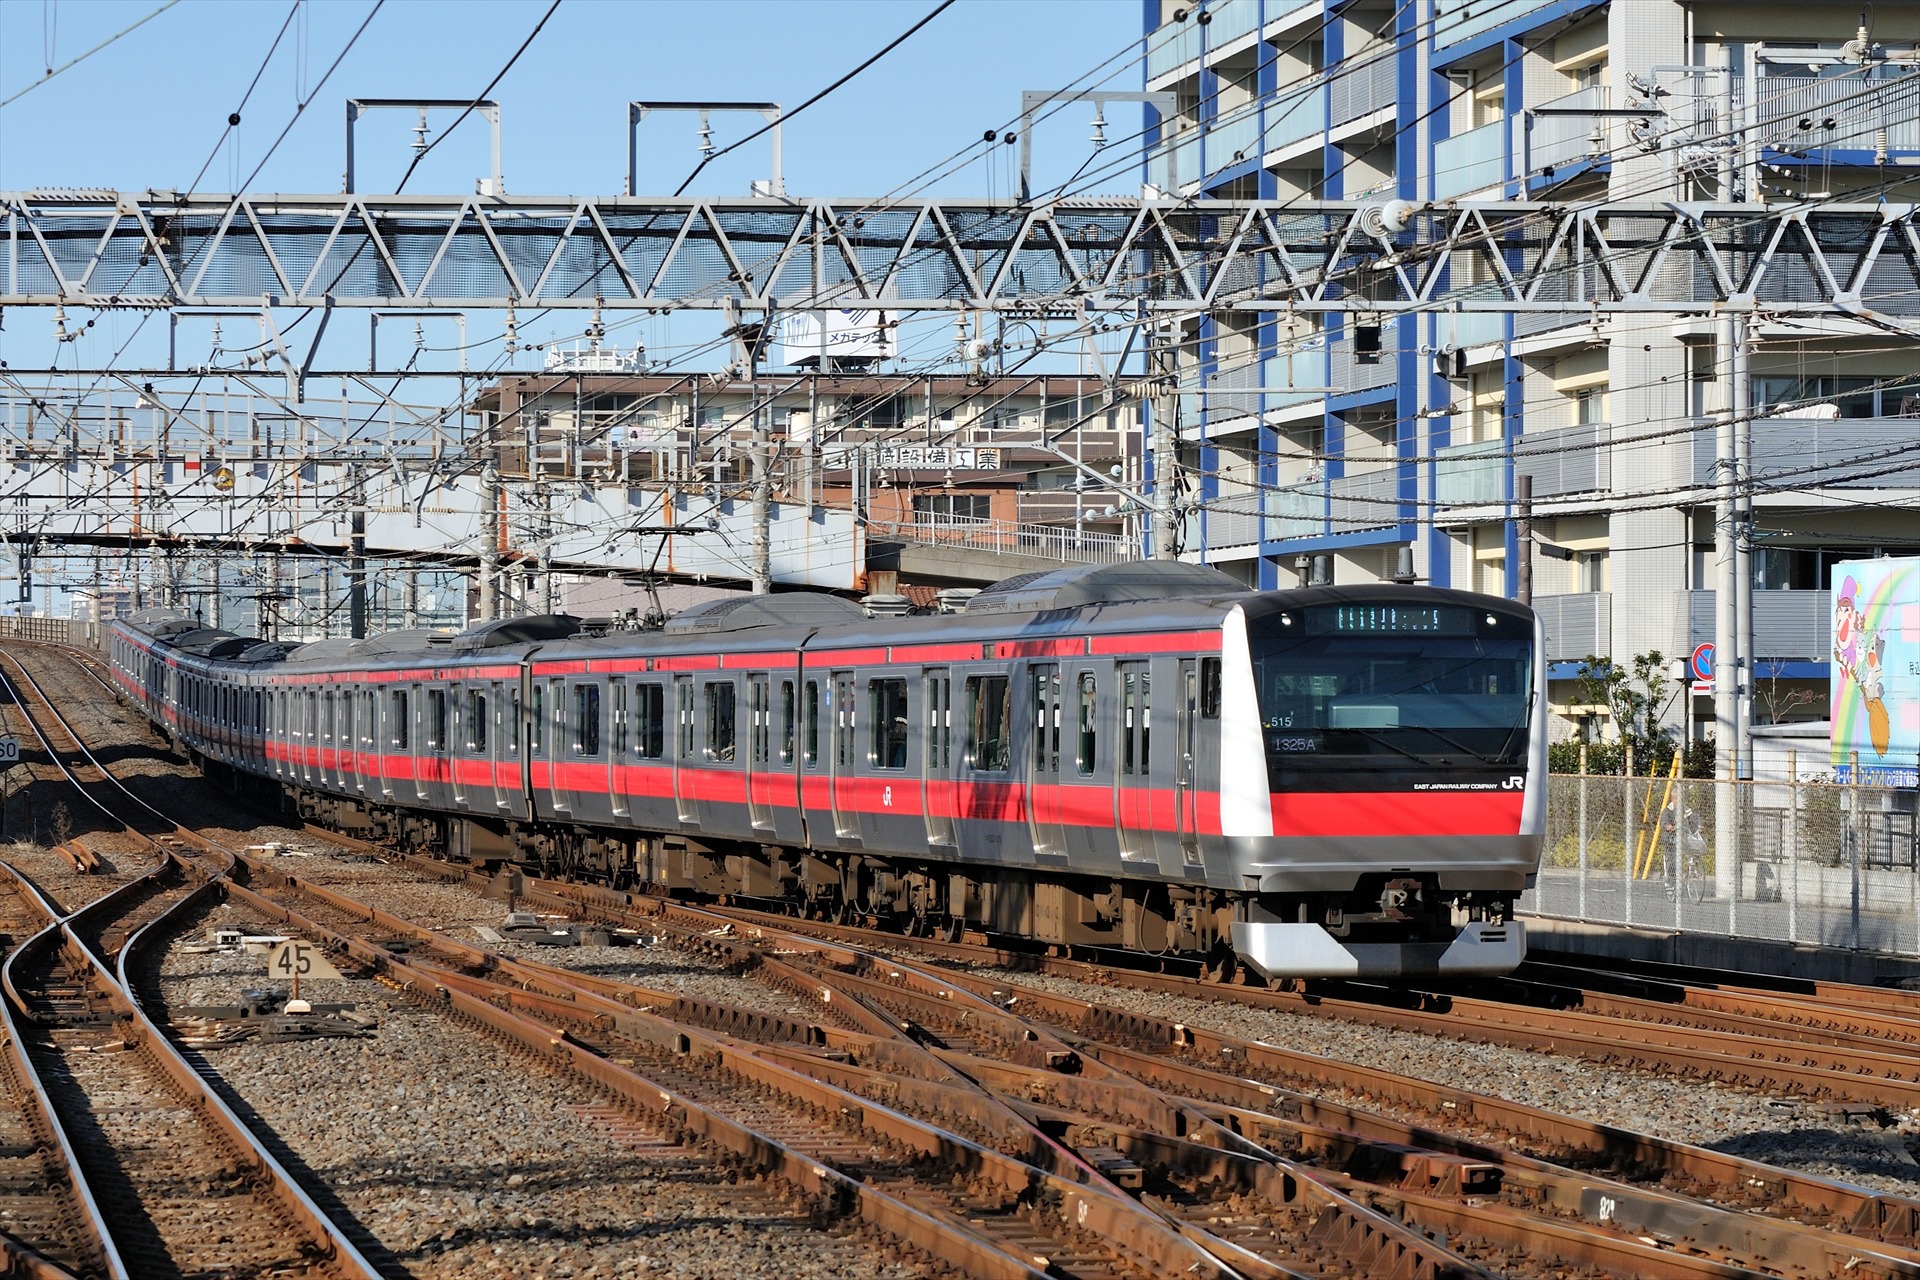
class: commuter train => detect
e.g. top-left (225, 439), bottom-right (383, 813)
top-left (107, 562), bottom-right (1545, 979)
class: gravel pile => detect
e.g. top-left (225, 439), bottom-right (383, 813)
top-left (159, 901), bottom-right (926, 1280)
top-left (950, 961), bottom-right (1920, 1196)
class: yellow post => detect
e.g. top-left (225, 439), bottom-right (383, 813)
top-left (1634, 752), bottom-right (1684, 879)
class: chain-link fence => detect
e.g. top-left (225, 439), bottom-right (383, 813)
top-left (1523, 768), bottom-right (1920, 954)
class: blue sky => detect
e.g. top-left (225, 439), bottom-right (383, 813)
top-left (1, 0), bottom-right (1141, 200)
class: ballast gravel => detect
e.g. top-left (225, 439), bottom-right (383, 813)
top-left (158, 902), bottom-right (926, 1280)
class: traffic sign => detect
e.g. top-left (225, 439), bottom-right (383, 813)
top-left (1689, 642), bottom-right (1714, 683)
top-left (0, 737), bottom-right (19, 765)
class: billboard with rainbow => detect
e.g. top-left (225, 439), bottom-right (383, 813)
top-left (1832, 557), bottom-right (1920, 785)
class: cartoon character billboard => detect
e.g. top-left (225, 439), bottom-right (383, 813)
top-left (1832, 557), bottom-right (1920, 785)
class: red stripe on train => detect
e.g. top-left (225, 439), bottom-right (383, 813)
top-left (1270, 791), bottom-right (1523, 837)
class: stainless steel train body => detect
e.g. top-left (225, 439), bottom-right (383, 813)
top-left (107, 563), bottom-right (1546, 978)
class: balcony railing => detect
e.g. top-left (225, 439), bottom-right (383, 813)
top-left (1203, 0), bottom-right (1258, 50)
top-left (1330, 51), bottom-right (1397, 127)
top-left (1690, 415), bottom-right (1920, 489)
top-left (1686, 589), bottom-right (1831, 661)
top-left (1204, 102), bottom-right (1263, 177)
top-left (1433, 118), bottom-right (1507, 199)
top-left (1743, 70), bottom-right (1920, 156)
top-left (1146, 19), bottom-right (1202, 82)
top-left (1328, 320), bottom-right (1397, 393)
top-left (1264, 345), bottom-right (1329, 408)
top-left (1432, 0), bottom-right (1557, 52)
top-left (1264, 85), bottom-right (1327, 155)
top-left (1204, 359), bottom-right (1262, 421)
top-left (1328, 467), bottom-right (1401, 532)
top-left (1535, 592), bottom-right (1611, 663)
top-left (1148, 130), bottom-right (1202, 194)
top-left (1518, 421), bottom-right (1610, 498)
top-left (871, 512), bottom-right (1134, 566)
top-left (1434, 438), bottom-right (1503, 506)
top-left (1522, 85), bottom-right (1609, 176)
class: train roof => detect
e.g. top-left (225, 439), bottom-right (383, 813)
top-left (962, 562), bottom-right (1250, 615)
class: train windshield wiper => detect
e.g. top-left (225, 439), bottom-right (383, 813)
top-left (1331, 725), bottom-right (1446, 767)
top-left (1409, 724), bottom-right (1512, 767)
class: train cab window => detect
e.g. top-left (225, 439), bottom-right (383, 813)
top-left (868, 679), bottom-right (908, 770)
top-left (390, 691), bottom-right (410, 748)
top-left (530, 685), bottom-right (545, 755)
top-left (704, 681), bottom-right (736, 762)
top-left (1200, 657), bottom-right (1222, 718)
top-left (466, 690), bottom-right (488, 752)
top-left (636, 683), bottom-right (664, 759)
top-left (803, 680), bottom-right (820, 766)
top-left (572, 684), bottom-right (600, 756)
top-left (778, 680), bottom-right (795, 765)
top-left (427, 689), bottom-right (447, 751)
top-left (965, 675), bottom-right (1010, 771)
top-left (1076, 672), bottom-right (1097, 775)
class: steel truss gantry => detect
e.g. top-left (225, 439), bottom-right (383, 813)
top-left (3, 193), bottom-right (1919, 318)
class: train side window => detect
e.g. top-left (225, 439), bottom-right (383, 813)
top-left (965, 675), bottom-right (1010, 771)
top-left (705, 681), bottom-right (736, 761)
top-left (390, 690), bottom-right (410, 748)
top-left (778, 680), bottom-right (795, 764)
top-left (530, 685), bottom-right (545, 755)
top-left (1031, 665), bottom-right (1061, 773)
top-left (868, 679), bottom-right (908, 769)
top-left (1200, 657), bottom-right (1222, 718)
top-left (427, 689), bottom-right (447, 751)
top-left (1076, 672), bottom-right (1097, 776)
top-left (636, 683), bottom-right (664, 759)
top-left (573, 684), bottom-right (600, 756)
top-left (467, 689), bottom-right (488, 752)
top-left (803, 680), bottom-right (820, 766)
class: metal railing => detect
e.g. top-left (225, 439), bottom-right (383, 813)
top-left (1691, 414), bottom-right (1920, 489)
top-left (1327, 467), bottom-right (1401, 532)
top-left (1146, 19), bottom-right (1202, 82)
top-left (1525, 768), bottom-right (1920, 957)
top-left (1684, 588), bottom-right (1831, 660)
top-left (1534, 592), bottom-right (1610, 661)
top-left (1434, 438), bottom-right (1503, 506)
top-left (870, 512), bottom-right (1134, 565)
top-left (1743, 70), bottom-right (1920, 155)
top-left (1264, 85), bottom-right (1327, 155)
top-left (1330, 52), bottom-right (1397, 126)
top-left (1522, 86), bottom-right (1609, 175)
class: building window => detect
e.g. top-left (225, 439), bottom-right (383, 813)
top-left (913, 493), bottom-right (992, 523)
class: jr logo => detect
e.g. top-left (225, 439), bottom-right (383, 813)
top-left (1500, 775), bottom-right (1525, 790)
top-left (882, 785), bottom-right (893, 807)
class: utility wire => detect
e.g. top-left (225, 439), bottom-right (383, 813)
top-left (671, 0), bottom-right (957, 197)
top-left (394, 0), bottom-right (562, 193)
top-left (0, 0), bottom-right (181, 110)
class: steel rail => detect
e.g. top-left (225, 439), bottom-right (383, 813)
top-left (0, 653), bottom-right (381, 1279)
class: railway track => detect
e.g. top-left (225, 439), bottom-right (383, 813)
top-left (0, 650), bottom-right (383, 1280)
top-left (21, 634), bottom-right (1920, 1278)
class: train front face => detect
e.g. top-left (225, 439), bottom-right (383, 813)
top-left (1219, 587), bottom-right (1545, 980)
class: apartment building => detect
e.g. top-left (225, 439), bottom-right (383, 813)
top-left (1144, 0), bottom-right (1920, 737)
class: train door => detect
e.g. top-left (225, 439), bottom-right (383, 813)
top-left (609, 678), bottom-right (629, 819)
top-left (1114, 661), bottom-right (1152, 862)
top-left (547, 678), bottom-right (571, 815)
top-left (769, 674), bottom-right (805, 845)
top-left (672, 675), bottom-right (698, 824)
top-left (359, 689), bottom-right (377, 794)
top-left (1028, 663), bottom-right (1066, 856)
top-left (489, 680), bottom-right (512, 812)
top-left (411, 684), bottom-right (430, 801)
top-left (830, 671), bottom-right (859, 840)
top-left (450, 685), bottom-right (469, 808)
top-left (747, 673), bottom-right (773, 832)
top-left (1175, 658), bottom-right (1200, 865)
top-left (381, 687), bottom-right (404, 800)
top-left (922, 669), bottom-right (954, 847)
